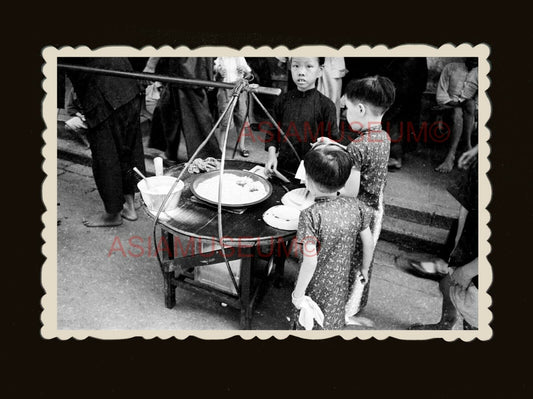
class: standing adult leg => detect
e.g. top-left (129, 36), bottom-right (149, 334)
top-left (435, 106), bottom-right (463, 173)
top-left (156, 85), bottom-right (182, 163)
top-left (116, 96), bottom-right (145, 221)
top-left (83, 100), bottom-right (141, 227)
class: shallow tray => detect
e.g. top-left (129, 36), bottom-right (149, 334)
top-left (190, 169), bottom-right (273, 208)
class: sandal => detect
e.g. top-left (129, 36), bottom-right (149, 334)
top-left (408, 260), bottom-right (448, 278)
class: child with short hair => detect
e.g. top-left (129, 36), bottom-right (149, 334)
top-left (340, 76), bottom-right (396, 325)
top-left (291, 144), bottom-right (373, 330)
top-left (264, 57), bottom-right (339, 176)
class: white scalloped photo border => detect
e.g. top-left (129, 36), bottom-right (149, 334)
top-left (41, 44), bottom-right (492, 341)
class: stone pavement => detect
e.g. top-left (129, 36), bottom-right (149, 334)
top-left (56, 158), bottom-right (455, 331)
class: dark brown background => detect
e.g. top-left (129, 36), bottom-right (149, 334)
top-left (9, 1), bottom-right (529, 396)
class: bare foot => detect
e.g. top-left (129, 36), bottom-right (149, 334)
top-left (121, 205), bottom-right (138, 221)
top-left (435, 157), bottom-right (454, 173)
top-left (121, 194), bottom-right (138, 221)
top-left (83, 213), bottom-right (122, 227)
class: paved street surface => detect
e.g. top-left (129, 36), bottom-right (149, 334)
top-left (56, 158), bottom-right (455, 331)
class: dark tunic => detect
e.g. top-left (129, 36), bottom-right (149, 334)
top-left (61, 57), bottom-right (145, 214)
top-left (263, 88), bottom-right (339, 174)
top-left (295, 197), bottom-right (371, 329)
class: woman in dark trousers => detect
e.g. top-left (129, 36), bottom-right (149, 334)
top-left (60, 57), bottom-right (146, 227)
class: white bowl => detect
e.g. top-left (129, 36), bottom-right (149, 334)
top-left (137, 176), bottom-right (184, 213)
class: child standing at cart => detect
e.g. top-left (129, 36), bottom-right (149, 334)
top-left (264, 57), bottom-right (339, 176)
top-left (319, 76), bottom-right (396, 326)
top-left (291, 144), bottom-right (373, 330)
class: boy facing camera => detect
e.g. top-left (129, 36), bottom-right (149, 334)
top-left (263, 57), bottom-right (339, 176)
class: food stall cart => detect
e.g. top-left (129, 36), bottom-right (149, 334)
top-left (143, 160), bottom-right (298, 329)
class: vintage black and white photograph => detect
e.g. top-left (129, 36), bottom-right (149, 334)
top-left (41, 45), bottom-right (491, 339)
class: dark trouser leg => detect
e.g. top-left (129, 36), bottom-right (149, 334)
top-left (88, 97), bottom-right (143, 214)
top-left (88, 127), bottom-right (123, 214)
top-left (404, 98), bottom-right (422, 153)
top-left (388, 120), bottom-right (403, 162)
top-left (179, 88), bottom-right (221, 159)
top-left (148, 102), bottom-right (168, 152)
top-left (118, 96), bottom-right (145, 196)
top-left (437, 274), bottom-right (459, 327)
top-left (160, 86), bottom-right (183, 162)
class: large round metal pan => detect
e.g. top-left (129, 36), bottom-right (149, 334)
top-left (190, 169), bottom-right (273, 208)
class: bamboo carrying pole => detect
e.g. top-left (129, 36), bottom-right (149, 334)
top-left (57, 63), bottom-right (282, 96)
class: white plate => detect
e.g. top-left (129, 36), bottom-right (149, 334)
top-left (263, 205), bottom-right (301, 231)
top-left (281, 188), bottom-right (315, 211)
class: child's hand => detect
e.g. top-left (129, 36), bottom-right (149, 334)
top-left (264, 151), bottom-right (278, 177)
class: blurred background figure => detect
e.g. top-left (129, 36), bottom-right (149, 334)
top-left (144, 57), bottom-right (221, 163)
top-left (381, 58), bottom-right (428, 170)
top-left (434, 57), bottom-right (478, 173)
top-left (317, 57), bottom-right (348, 125)
top-left (214, 56), bottom-right (253, 157)
top-left (245, 57), bottom-right (275, 130)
